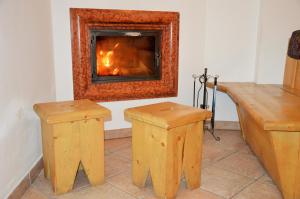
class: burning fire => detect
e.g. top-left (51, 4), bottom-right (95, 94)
top-left (102, 51), bottom-right (113, 68)
top-left (96, 38), bottom-right (154, 77)
top-left (97, 43), bottom-right (120, 76)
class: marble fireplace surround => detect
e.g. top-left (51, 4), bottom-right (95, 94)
top-left (70, 8), bottom-right (179, 102)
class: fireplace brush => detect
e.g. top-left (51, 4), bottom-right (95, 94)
top-left (192, 68), bottom-right (220, 141)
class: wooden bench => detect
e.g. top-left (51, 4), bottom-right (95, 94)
top-left (216, 32), bottom-right (300, 199)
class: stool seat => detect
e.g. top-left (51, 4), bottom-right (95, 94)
top-left (34, 99), bottom-right (110, 123)
top-left (125, 102), bottom-right (211, 199)
top-left (125, 102), bottom-right (211, 129)
top-left (34, 99), bottom-right (111, 194)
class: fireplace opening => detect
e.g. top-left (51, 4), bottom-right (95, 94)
top-left (91, 30), bottom-right (162, 83)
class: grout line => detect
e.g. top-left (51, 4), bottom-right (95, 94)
top-left (105, 170), bottom-right (128, 179)
top-left (213, 164), bottom-right (265, 181)
top-left (104, 166), bottom-right (131, 180)
top-left (229, 175), bottom-right (264, 199)
top-left (23, 129), bottom-right (275, 199)
top-left (199, 188), bottom-right (227, 199)
top-left (106, 180), bottom-right (141, 199)
top-left (201, 150), bottom-right (239, 169)
top-left (213, 150), bottom-right (239, 162)
top-left (208, 149), bottom-right (267, 181)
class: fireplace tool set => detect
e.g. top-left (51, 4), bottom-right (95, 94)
top-left (192, 68), bottom-right (220, 141)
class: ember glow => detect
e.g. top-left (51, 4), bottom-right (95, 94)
top-left (96, 36), bottom-right (155, 77)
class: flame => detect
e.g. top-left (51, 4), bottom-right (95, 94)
top-left (96, 40), bottom-right (152, 77)
top-left (97, 44), bottom-right (120, 75)
top-left (102, 51), bottom-right (114, 68)
top-left (112, 68), bottom-right (120, 75)
top-left (114, 43), bottom-right (120, 49)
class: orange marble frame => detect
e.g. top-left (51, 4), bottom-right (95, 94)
top-left (70, 8), bottom-right (179, 102)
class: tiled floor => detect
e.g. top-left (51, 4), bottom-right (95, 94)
top-left (22, 130), bottom-right (283, 199)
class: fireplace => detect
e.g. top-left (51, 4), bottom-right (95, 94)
top-left (91, 30), bottom-right (161, 83)
top-left (70, 9), bottom-right (179, 102)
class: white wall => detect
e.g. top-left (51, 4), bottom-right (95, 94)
top-left (204, 0), bottom-right (260, 81)
top-left (204, 0), bottom-right (260, 121)
top-left (0, 0), bottom-right (55, 198)
top-left (51, 0), bottom-right (260, 127)
top-left (255, 0), bottom-right (300, 83)
top-left (51, 0), bottom-right (300, 129)
top-left (51, 0), bottom-right (206, 129)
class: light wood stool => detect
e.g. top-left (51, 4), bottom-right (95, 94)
top-left (125, 102), bottom-right (211, 199)
top-left (34, 99), bottom-right (111, 194)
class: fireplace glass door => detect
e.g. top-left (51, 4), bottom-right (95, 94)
top-left (91, 30), bottom-right (161, 83)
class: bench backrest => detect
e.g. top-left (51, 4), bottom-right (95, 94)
top-left (283, 30), bottom-right (300, 91)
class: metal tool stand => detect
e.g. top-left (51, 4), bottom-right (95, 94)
top-left (193, 68), bottom-right (220, 141)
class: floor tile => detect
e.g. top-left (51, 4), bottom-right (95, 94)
top-left (116, 146), bottom-right (132, 160)
top-left (105, 153), bottom-right (131, 178)
top-left (257, 174), bottom-right (274, 184)
top-left (104, 137), bottom-right (131, 154)
top-left (238, 145), bottom-right (254, 155)
top-left (107, 171), bottom-right (150, 198)
top-left (201, 166), bottom-right (253, 199)
top-left (22, 133), bottom-right (283, 199)
top-left (22, 188), bottom-right (48, 199)
top-left (202, 143), bottom-right (235, 168)
top-left (31, 170), bottom-right (92, 198)
top-left (232, 175), bottom-right (283, 199)
top-left (213, 151), bottom-right (265, 179)
top-left (31, 172), bottom-right (55, 199)
top-left (205, 130), bottom-right (246, 151)
top-left (176, 187), bottom-right (224, 199)
top-left (55, 183), bottom-right (136, 199)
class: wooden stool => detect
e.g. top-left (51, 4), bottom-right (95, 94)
top-left (125, 102), bottom-right (211, 199)
top-left (34, 99), bottom-right (111, 194)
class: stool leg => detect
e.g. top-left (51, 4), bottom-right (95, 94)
top-left (41, 121), bottom-right (51, 179)
top-left (183, 122), bottom-right (203, 189)
top-left (132, 121), bottom-right (150, 187)
top-left (149, 126), bottom-right (186, 199)
top-left (80, 119), bottom-right (104, 185)
top-left (50, 122), bottom-right (81, 194)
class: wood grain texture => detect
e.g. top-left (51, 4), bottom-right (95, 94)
top-left (182, 122), bottom-right (203, 189)
top-left (126, 102), bottom-right (210, 199)
top-left (70, 8), bottom-right (179, 102)
top-left (283, 56), bottom-right (298, 88)
top-left (218, 83), bottom-right (300, 199)
top-left (33, 99), bottom-right (111, 124)
top-left (125, 102), bottom-right (211, 129)
top-left (131, 121), bottom-right (150, 188)
top-left (50, 122), bottom-right (81, 194)
top-left (283, 56), bottom-right (300, 97)
top-left (270, 131), bottom-right (300, 199)
top-left (34, 100), bottom-right (111, 194)
top-left (79, 118), bottom-right (104, 185)
top-left (235, 105), bottom-right (246, 140)
top-left (41, 121), bottom-right (51, 179)
top-left (215, 83), bottom-right (300, 131)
